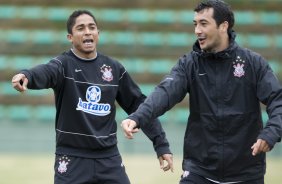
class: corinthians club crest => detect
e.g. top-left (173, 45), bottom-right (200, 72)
top-left (233, 56), bottom-right (245, 78)
top-left (57, 156), bottom-right (71, 174)
top-left (100, 64), bottom-right (113, 82)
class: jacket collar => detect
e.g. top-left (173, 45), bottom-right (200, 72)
top-left (192, 30), bottom-right (237, 59)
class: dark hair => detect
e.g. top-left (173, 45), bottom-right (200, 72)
top-left (67, 10), bottom-right (98, 34)
top-left (194, 0), bottom-right (234, 33)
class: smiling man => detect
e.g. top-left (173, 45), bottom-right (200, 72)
top-left (11, 10), bottom-right (173, 184)
top-left (194, 5), bottom-right (230, 53)
top-left (121, 0), bottom-right (282, 184)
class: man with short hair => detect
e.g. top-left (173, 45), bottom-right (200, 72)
top-left (121, 1), bottom-right (282, 183)
top-left (12, 10), bottom-right (173, 184)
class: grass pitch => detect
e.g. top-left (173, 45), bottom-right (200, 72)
top-left (0, 153), bottom-right (281, 184)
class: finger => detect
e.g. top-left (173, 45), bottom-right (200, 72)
top-left (261, 140), bottom-right (270, 153)
top-left (169, 162), bottom-right (174, 172)
top-left (121, 120), bottom-right (133, 139)
top-left (13, 83), bottom-right (25, 92)
top-left (262, 146), bottom-right (270, 153)
top-left (160, 154), bottom-right (174, 172)
top-left (131, 128), bottom-right (139, 133)
top-left (162, 164), bottom-right (170, 172)
top-left (125, 133), bottom-right (133, 139)
top-left (257, 139), bottom-right (267, 154)
top-left (128, 121), bottom-right (137, 130)
top-left (158, 157), bottom-right (164, 169)
top-left (251, 140), bottom-right (261, 156)
top-left (11, 74), bottom-right (21, 83)
top-left (22, 78), bottom-right (28, 91)
top-left (162, 160), bottom-right (173, 172)
top-left (251, 144), bottom-right (259, 156)
top-left (121, 120), bottom-right (137, 139)
top-left (11, 76), bottom-right (21, 88)
top-left (127, 121), bottom-right (138, 138)
top-left (124, 128), bottom-right (133, 139)
top-left (167, 156), bottom-right (174, 172)
top-left (11, 74), bottom-right (28, 92)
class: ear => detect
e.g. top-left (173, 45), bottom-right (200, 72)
top-left (97, 30), bottom-right (100, 42)
top-left (220, 21), bottom-right (229, 33)
top-left (67, 34), bottom-right (72, 43)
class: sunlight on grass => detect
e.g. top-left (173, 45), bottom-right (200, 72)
top-left (0, 154), bottom-right (281, 184)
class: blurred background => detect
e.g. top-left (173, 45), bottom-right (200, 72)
top-left (0, 0), bottom-right (282, 183)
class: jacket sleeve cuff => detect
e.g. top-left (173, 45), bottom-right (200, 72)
top-left (154, 145), bottom-right (172, 158)
top-left (20, 70), bottom-right (32, 87)
top-left (127, 115), bottom-right (141, 128)
top-left (257, 134), bottom-right (276, 149)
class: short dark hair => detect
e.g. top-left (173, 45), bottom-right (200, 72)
top-left (66, 10), bottom-right (98, 34)
top-left (194, 0), bottom-right (234, 33)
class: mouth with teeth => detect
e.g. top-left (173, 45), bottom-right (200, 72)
top-left (198, 37), bottom-right (206, 45)
top-left (83, 39), bottom-right (94, 46)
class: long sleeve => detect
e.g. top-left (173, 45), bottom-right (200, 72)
top-left (117, 68), bottom-right (171, 157)
top-left (20, 58), bottom-right (63, 90)
top-left (255, 56), bottom-right (282, 147)
top-left (128, 56), bottom-right (191, 127)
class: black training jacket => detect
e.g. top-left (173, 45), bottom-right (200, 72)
top-left (21, 50), bottom-right (171, 158)
top-left (128, 31), bottom-right (282, 182)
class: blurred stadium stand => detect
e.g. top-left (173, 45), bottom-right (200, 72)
top-left (0, 0), bottom-right (282, 156)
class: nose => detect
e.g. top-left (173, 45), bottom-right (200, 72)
top-left (194, 25), bottom-right (202, 35)
top-left (84, 28), bottom-right (91, 35)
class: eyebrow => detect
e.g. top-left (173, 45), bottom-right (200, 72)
top-left (193, 19), bottom-right (208, 23)
top-left (75, 22), bottom-right (97, 27)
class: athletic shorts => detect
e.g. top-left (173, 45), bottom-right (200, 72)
top-left (179, 171), bottom-right (264, 184)
top-left (54, 154), bottom-right (130, 184)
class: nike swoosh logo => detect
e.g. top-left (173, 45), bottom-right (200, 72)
top-left (198, 73), bottom-right (207, 76)
top-left (75, 69), bottom-right (82, 72)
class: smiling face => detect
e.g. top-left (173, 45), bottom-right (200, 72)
top-left (67, 14), bottom-right (99, 59)
top-left (193, 8), bottom-right (229, 53)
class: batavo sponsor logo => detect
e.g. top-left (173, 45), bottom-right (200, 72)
top-left (76, 86), bottom-right (111, 116)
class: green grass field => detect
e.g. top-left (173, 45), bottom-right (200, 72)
top-left (0, 154), bottom-right (281, 184)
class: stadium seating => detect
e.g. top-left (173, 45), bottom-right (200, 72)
top-left (0, 105), bottom-right (55, 122)
top-left (235, 11), bottom-right (257, 25)
top-left (258, 12), bottom-right (281, 25)
top-left (0, 105), bottom-right (5, 120)
top-left (34, 105), bottom-right (56, 122)
top-left (1, 5), bottom-right (282, 26)
top-left (0, 5), bottom-right (17, 19)
top-left (1, 29), bottom-right (281, 49)
top-left (0, 54), bottom-right (280, 76)
top-left (0, 3), bottom-right (281, 124)
top-left (6, 105), bottom-right (33, 121)
top-left (274, 35), bottom-right (282, 48)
